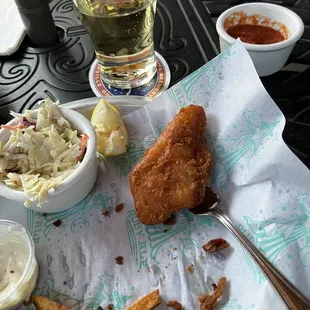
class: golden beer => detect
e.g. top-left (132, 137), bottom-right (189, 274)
top-left (76, 0), bottom-right (157, 88)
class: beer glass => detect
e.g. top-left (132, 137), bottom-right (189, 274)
top-left (75, 0), bottom-right (157, 89)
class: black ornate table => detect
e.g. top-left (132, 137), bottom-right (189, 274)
top-left (0, 0), bottom-right (217, 119)
top-left (0, 0), bottom-right (309, 168)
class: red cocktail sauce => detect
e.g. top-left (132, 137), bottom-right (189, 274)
top-left (227, 24), bottom-right (286, 44)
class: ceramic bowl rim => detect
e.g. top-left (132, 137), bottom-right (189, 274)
top-left (0, 108), bottom-right (97, 203)
top-left (216, 2), bottom-right (304, 52)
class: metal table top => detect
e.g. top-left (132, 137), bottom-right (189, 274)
top-left (0, 0), bottom-right (217, 118)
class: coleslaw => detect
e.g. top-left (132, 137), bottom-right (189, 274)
top-left (0, 99), bottom-right (88, 207)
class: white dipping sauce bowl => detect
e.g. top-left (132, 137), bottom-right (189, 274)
top-left (216, 3), bottom-right (304, 76)
top-left (0, 220), bottom-right (39, 310)
top-left (0, 108), bottom-right (97, 213)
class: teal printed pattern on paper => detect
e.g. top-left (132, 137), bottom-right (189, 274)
top-left (154, 120), bottom-right (166, 137)
top-left (240, 192), bottom-right (310, 283)
top-left (30, 272), bottom-right (133, 310)
top-left (167, 45), bottom-right (232, 109)
top-left (113, 138), bottom-right (156, 177)
top-left (26, 184), bottom-right (115, 243)
top-left (209, 110), bottom-right (279, 191)
top-left (221, 298), bottom-right (242, 309)
top-left (181, 45), bottom-right (231, 97)
top-left (126, 209), bottom-right (212, 269)
top-left (239, 222), bottom-right (266, 284)
top-left (167, 87), bottom-right (188, 110)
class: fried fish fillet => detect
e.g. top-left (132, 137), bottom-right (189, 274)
top-left (129, 104), bottom-right (212, 225)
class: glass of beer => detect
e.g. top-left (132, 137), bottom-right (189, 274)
top-left (75, 0), bottom-right (157, 89)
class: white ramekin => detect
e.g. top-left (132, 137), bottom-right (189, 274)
top-left (216, 3), bottom-right (304, 76)
top-left (0, 108), bottom-right (98, 213)
top-left (0, 220), bottom-right (39, 310)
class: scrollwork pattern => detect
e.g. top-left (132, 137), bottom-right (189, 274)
top-left (0, 54), bottom-right (39, 106)
top-left (48, 40), bottom-right (94, 83)
top-left (0, 64), bottom-right (31, 84)
top-left (53, 0), bottom-right (75, 14)
top-left (167, 57), bottom-right (189, 84)
top-left (157, 2), bottom-right (187, 51)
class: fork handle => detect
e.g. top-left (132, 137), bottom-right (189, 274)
top-left (213, 209), bottom-right (310, 310)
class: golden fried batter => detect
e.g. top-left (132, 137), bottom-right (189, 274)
top-left (125, 289), bottom-right (160, 310)
top-left (31, 296), bottom-right (69, 310)
top-left (129, 105), bottom-right (212, 225)
top-left (198, 277), bottom-right (227, 310)
top-left (167, 300), bottom-right (183, 309)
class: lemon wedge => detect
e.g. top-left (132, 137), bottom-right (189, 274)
top-left (91, 98), bottom-right (129, 156)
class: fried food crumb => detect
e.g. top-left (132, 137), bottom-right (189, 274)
top-left (53, 219), bottom-right (62, 227)
top-left (115, 256), bottom-right (124, 265)
top-left (31, 295), bottom-right (69, 310)
top-left (125, 289), bottom-right (160, 310)
top-left (186, 264), bottom-right (194, 272)
top-left (167, 300), bottom-right (183, 309)
top-left (23, 298), bottom-right (32, 306)
top-left (163, 215), bottom-right (176, 225)
top-left (211, 283), bottom-right (217, 290)
top-left (42, 213), bottom-right (47, 217)
top-left (202, 238), bottom-right (230, 253)
top-left (102, 210), bottom-right (110, 216)
top-left (115, 204), bottom-right (124, 212)
top-left (107, 304), bottom-right (114, 310)
top-left (198, 277), bottom-right (227, 310)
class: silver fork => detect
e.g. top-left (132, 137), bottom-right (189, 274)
top-left (189, 187), bottom-right (310, 310)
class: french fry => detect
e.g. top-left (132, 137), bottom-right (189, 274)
top-left (32, 296), bottom-right (69, 310)
top-left (125, 289), bottom-right (160, 310)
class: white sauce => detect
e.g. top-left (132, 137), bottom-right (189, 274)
top-left (0, 227), bottom-right (38, 310)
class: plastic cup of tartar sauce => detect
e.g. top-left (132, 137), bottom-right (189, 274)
top-left (0, 220), bottom-right (39, 310)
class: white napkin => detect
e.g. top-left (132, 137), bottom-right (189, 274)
top-left (0, 40), bottom-right (309, 310)
top-left (0, 0), bottom-right (25, 56)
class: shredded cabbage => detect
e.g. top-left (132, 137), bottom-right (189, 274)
top-left (0, 98), bottom-right (87, 207)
